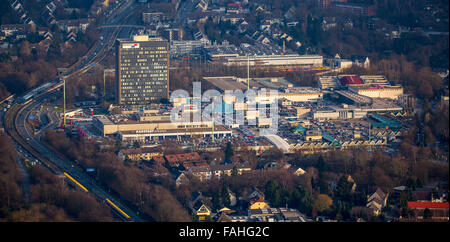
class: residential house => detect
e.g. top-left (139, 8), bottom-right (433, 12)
top-left (228, 188), bottom-right (237, 207)
top-left (66, 31), bottom-right (77, 42)
top-left (118, 147), bottom-right (163, 161)
top-left (278, 208), bottom-right (308, 222)
top-left (270, 26), bottom-right (284, 40)
top-left (250, 30), bottom-right (261, 39)
top-left (366, 188), bottom-right (388, 216)
top-left (43, 31), bottom-right (53, 41)
top-left (237, 20), bottom-right (249, 33)
top-left (293, 167), bottom-right (306, 176)
top-left (286, 21), bottom-right (299, 27)
top-left (351, 56), bottom-right (370, 69)
top-left (214, 208), bottom-right (248, 222)
top-left (57, 19), bottom-right (90, 33)
top-left (0, 24), bottom-right (31, 39)
top-left (165, 152), bottom-right (203, 167)
top-left (9, 0), bottom-right (36, 25)
top-left (248, 188), bottom-right (270, 209)
top-left (221, 13), bottom-right (245, 25)
top-left (210, 163), bottom-right (233, 179)
top-left (37, 27), bottom-right (53, 40)
top-left (326, 55), bottom-right (353, 71)
top-left (284, 6), bottom-right (296, 21)
top-left (193, 202), bottom-right (212, 221)
top-left (41, 0), bottom-right (65, 25)
top-left (279, 33), bottom-right (288, 40)
top-left (329, 174), bottom-right (357, 192)
top-left (260, 20), bottom-right (271, 32)
top-left (228, 215), bottom-right (249, 222)
top-left (217, 207), bottom-right (235, 214)
top-left (254, 5), bottom-right (269, 14)
top-left (248, 208), bottom-right (275, 221)
top-left (189, 191), bottom-right (213, 221)
top-left (235, 162), bottom-right (252, 175)
top-left (248, 208), bottom-right (307, 222)
top-left (256, 34), bottom-right (270, 44)
top-left (38, 38), bottom-right (52, 53)
top-left (391, 185), bottom-right (407, 200)
top-left (186, 163), bottom-right (212, 181)
top-left (11, 0), bottom-right (23, 11)
top-left (175, 172), bottom-right (189, 187)
top-left (195, 0), bottom-right (209, 12)
top-left (414, 182), bottom-right (448, 203)
top-left (226, 3), bottom-right (242, 14)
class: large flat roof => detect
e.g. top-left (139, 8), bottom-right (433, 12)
top-left (119, 125), bottom-right (230, 135)
top-left (204, 76), bottom-right (248, 91)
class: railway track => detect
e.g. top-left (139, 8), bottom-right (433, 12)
top-left (2, 1), bottom-right (144, 222)
top-left (4, 89), bottom-right (142, 221)
top-left (3, 102), bottom-right (60, 174)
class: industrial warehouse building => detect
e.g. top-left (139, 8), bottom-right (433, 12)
top-left (202, 76), bottom-right (324, 103)
top-left (348, 85), bottom-right (404, 100)
top-left (222, 54), bottom-right (324, 67)
top-left (319, 76), bottom-right (340, 90)
top-left (93, 114), bottom-right (232, 142)
top-left (313, 108), bottom-right (368, 121)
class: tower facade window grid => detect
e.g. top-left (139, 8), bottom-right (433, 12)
top-left (116, 36), bottom-right (169, 106)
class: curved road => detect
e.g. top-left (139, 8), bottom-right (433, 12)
top-left (4, 0), bottom-right (147, 222)
top-left (15, 92), bottom-right (145, 222)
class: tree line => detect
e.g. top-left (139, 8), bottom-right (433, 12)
top-left (43, 130), bottom-right (192, 221)
top-left (0, 133), bottom-right (115, 221)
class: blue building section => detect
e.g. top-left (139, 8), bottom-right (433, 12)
top-left (213, 101), bottom-right (234, 114)
top-left (370, 113), bottom-right (401, 130)
top-left (322, 131), bottom-right (341, 147)
top-left (294, 124), bottom-right (306, 133)
top-left (371, 122), bottom-right (388, 129)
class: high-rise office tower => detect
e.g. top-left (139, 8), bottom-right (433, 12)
top-left (116, 35), bottom-right (169, 106)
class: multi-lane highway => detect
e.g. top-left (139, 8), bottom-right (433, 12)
top-left (14, 91), bottom-right (144, 221)
top-left (3, 0), bottom-right (146, 222)
top-left (65, 0), bottom-right (137, 77)
top-left (175, 0), bottom-right (196, 28)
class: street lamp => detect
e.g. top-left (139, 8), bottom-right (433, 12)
top-left (63, 77), bottom-right (66, 128)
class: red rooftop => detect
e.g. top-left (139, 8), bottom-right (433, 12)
top-left (339, 76), bottom-right (363, 86)
top-left (408, 202), bottom-right (449, 209)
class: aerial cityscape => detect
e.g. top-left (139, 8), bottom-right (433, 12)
top-left (0, 0), bottom-right (448, 227)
